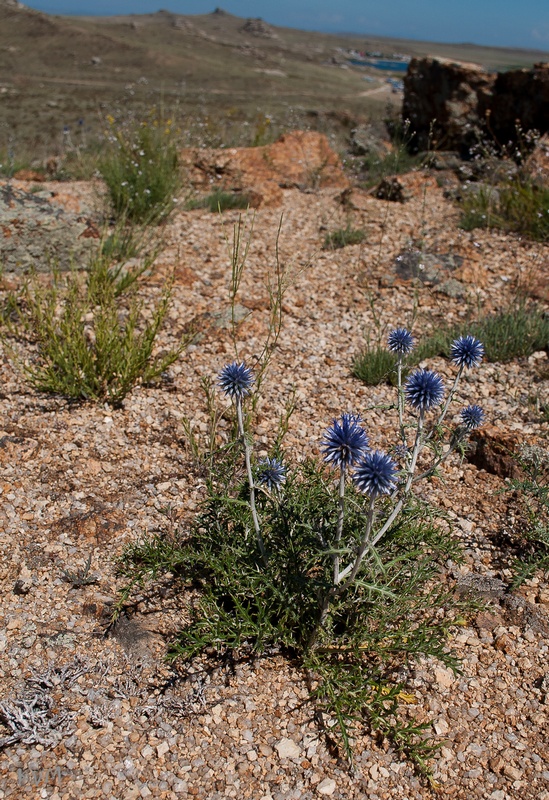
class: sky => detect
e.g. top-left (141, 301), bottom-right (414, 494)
top-left (19, 1), bottom-right (549, 51)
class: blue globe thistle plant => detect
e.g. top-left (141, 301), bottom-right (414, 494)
top-left (387, 327), bottom-right (414, 355)
top-left (353, 450), bottom-right (398, 498)
top-left (405, 369), bottom-right (445, 412)
top-left (218, 361), bottom-right (255, 399)
top-left (437, 336), bottom-right (484, 432)
top-left (322, 414), bottom-right (369, 585)
top-left (460, 404), bottom-right (485, 431)
top-left (388, 328), bottom-right (414, 448)
top-left (321, 413), bottom-right (369, 470)
top-left (257, 458), bottom-right (287, 491)
top-left (451, 335), bottom-right (484, 369)
top-left (217, 360), bottom-right (266, 563)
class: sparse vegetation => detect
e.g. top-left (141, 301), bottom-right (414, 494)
top-left (323, 223), bottom-right (366, 250)
top-left (100, 114), bottom-right (180, 224)
top-left (354, 303), bottom-right (549, 387)
top-left (4, 242), bottom-right (185, 406)
top-left (352, 345), bottom-right (399, 385)
top-left (186, 190), bottom-right (252, 213)
top-left (460, 178), bottom-right (549, 242)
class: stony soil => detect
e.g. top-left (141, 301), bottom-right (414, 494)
top-left (0, 170), bottom-right (548, 800)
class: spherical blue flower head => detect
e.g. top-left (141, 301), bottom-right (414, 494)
top-left (257, 458), bottom-right (287, 491)
top-left (450, 335), bottom-right (484, 369)
top-left (387, 327), bottom-right (414, 355)
top-left (353, 450), bottom-right (398, 498)
top-left (218, 361), bottom-right (254, 399)
top-left (460, 404), bottom-right (485, 430)
top-left (321, 413), bottom-right (369, 469)
top-left (405, 369), bottom-right (445, 411)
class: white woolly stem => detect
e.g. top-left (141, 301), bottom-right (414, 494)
top-left (335, 496), bottom-right (376, 590)
top-left (333, 466), bottom-right (346, 586)
top-left (397, 355), bottom-right (407, 447)
top-left (236, 397), bottom-right (267, 565)
top-left (429, 364), bottom-right (463, 437)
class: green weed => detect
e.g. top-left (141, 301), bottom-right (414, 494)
top-left (467, 304), bottom-right (549, 363)
top-left (352, 345), bottom-right (398, 385)
top-left (100, 114), bottom-right (180, 224)
top-left (355, 304), bottom-right (549, 387)
top-left (6, 240), bottom-right (185, 406)
top-left (460, 179), bottom-right (549, 242)
top-left (186, 190), bottom-right (252, 213)
top-left (323, 224), bottom-right (366, 250)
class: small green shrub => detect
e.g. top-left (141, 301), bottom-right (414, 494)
top-left (0, 148), bottom-right (36, 179)
top-left (414, 305), bottom-right (548, 365)
top-left (9, 243), bottom-right (185, 406)
top-left (100, 114), bottom-right (180, 224)
top-left (355, 305), bottom-right (549, 388)
top-left (467, 304), bottom-right (549, 363)
top-left (323, 224), bottom-right (366, 250)
top-left (352, 345), bottom-right (398, 385)
top-left (361, 150), bottom-right (422, 188)
top-left (186, 189), bottom-right (252, 212)
top-left (460, 179), bottom-right (549, 242)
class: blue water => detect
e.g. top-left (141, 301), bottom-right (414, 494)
top-left (349, 59), bottom-right (409, 72)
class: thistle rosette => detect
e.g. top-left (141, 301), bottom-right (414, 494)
top-left (460, 404), bottom-right (485, 430)
top-left (321, 413), bottom-right (369, 470)
top-left (405, 369), bottom-right (445, 411)
top-left (451, 335), bottom-right (484, 369)
top-left (387, 327), bottom-right (414, 355)
top-left (218, 361), bottom-right (254, 399)
top-left (353, 450), bottom-right (398, 498)
top-left (257, 458), bottom-right (287, 491)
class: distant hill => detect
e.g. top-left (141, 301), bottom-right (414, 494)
top-left (1, 3), bottom-right (548, 158)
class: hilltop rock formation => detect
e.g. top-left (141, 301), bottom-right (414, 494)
top-left (240, 18), bottom-right (278, 39)
top-left (403, 58), bottom-right (549, 154)
top-left (180, 130), bottom-right (349, 207)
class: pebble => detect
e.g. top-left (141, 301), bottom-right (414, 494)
top-left (317, 778), bottom-right (337, 795)
top-left (275, 738), bottom-right (301, 759)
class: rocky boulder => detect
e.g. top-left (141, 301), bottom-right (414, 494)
top-left (180, 130), bottom-right (349, 207)
top-left (403, 57), bottom-right (495, 154)
top-left (404, 58), bottom-right (549, 155)
top-left (489, 63), bottom-right (549, 147)
top-left (0, 183), bottom-right (99, 273)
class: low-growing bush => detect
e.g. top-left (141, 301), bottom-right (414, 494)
top-left (5, 236), bottom-right (185, 406)
top-left (467, 304), bottom-right (549, 362)
top-left (355, 304), bottom-right (549, 387)
top-left (506, 445), bottom-right (549, 586)
top-left (352, 344), bottom-right (398, 385)
top-left (323, 224), bottom-right (366, 250)
top-left (186, 189), bottom-right (252, 213)
top-left (460, 178), bottom-right (549, 242)
top-left (100, 114), bottom-right (180, 224)
top-left (117, 328), bottom-right (487, 773)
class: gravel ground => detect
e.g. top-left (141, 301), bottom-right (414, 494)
top-left (0, 173), bottom-right (548, 799)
